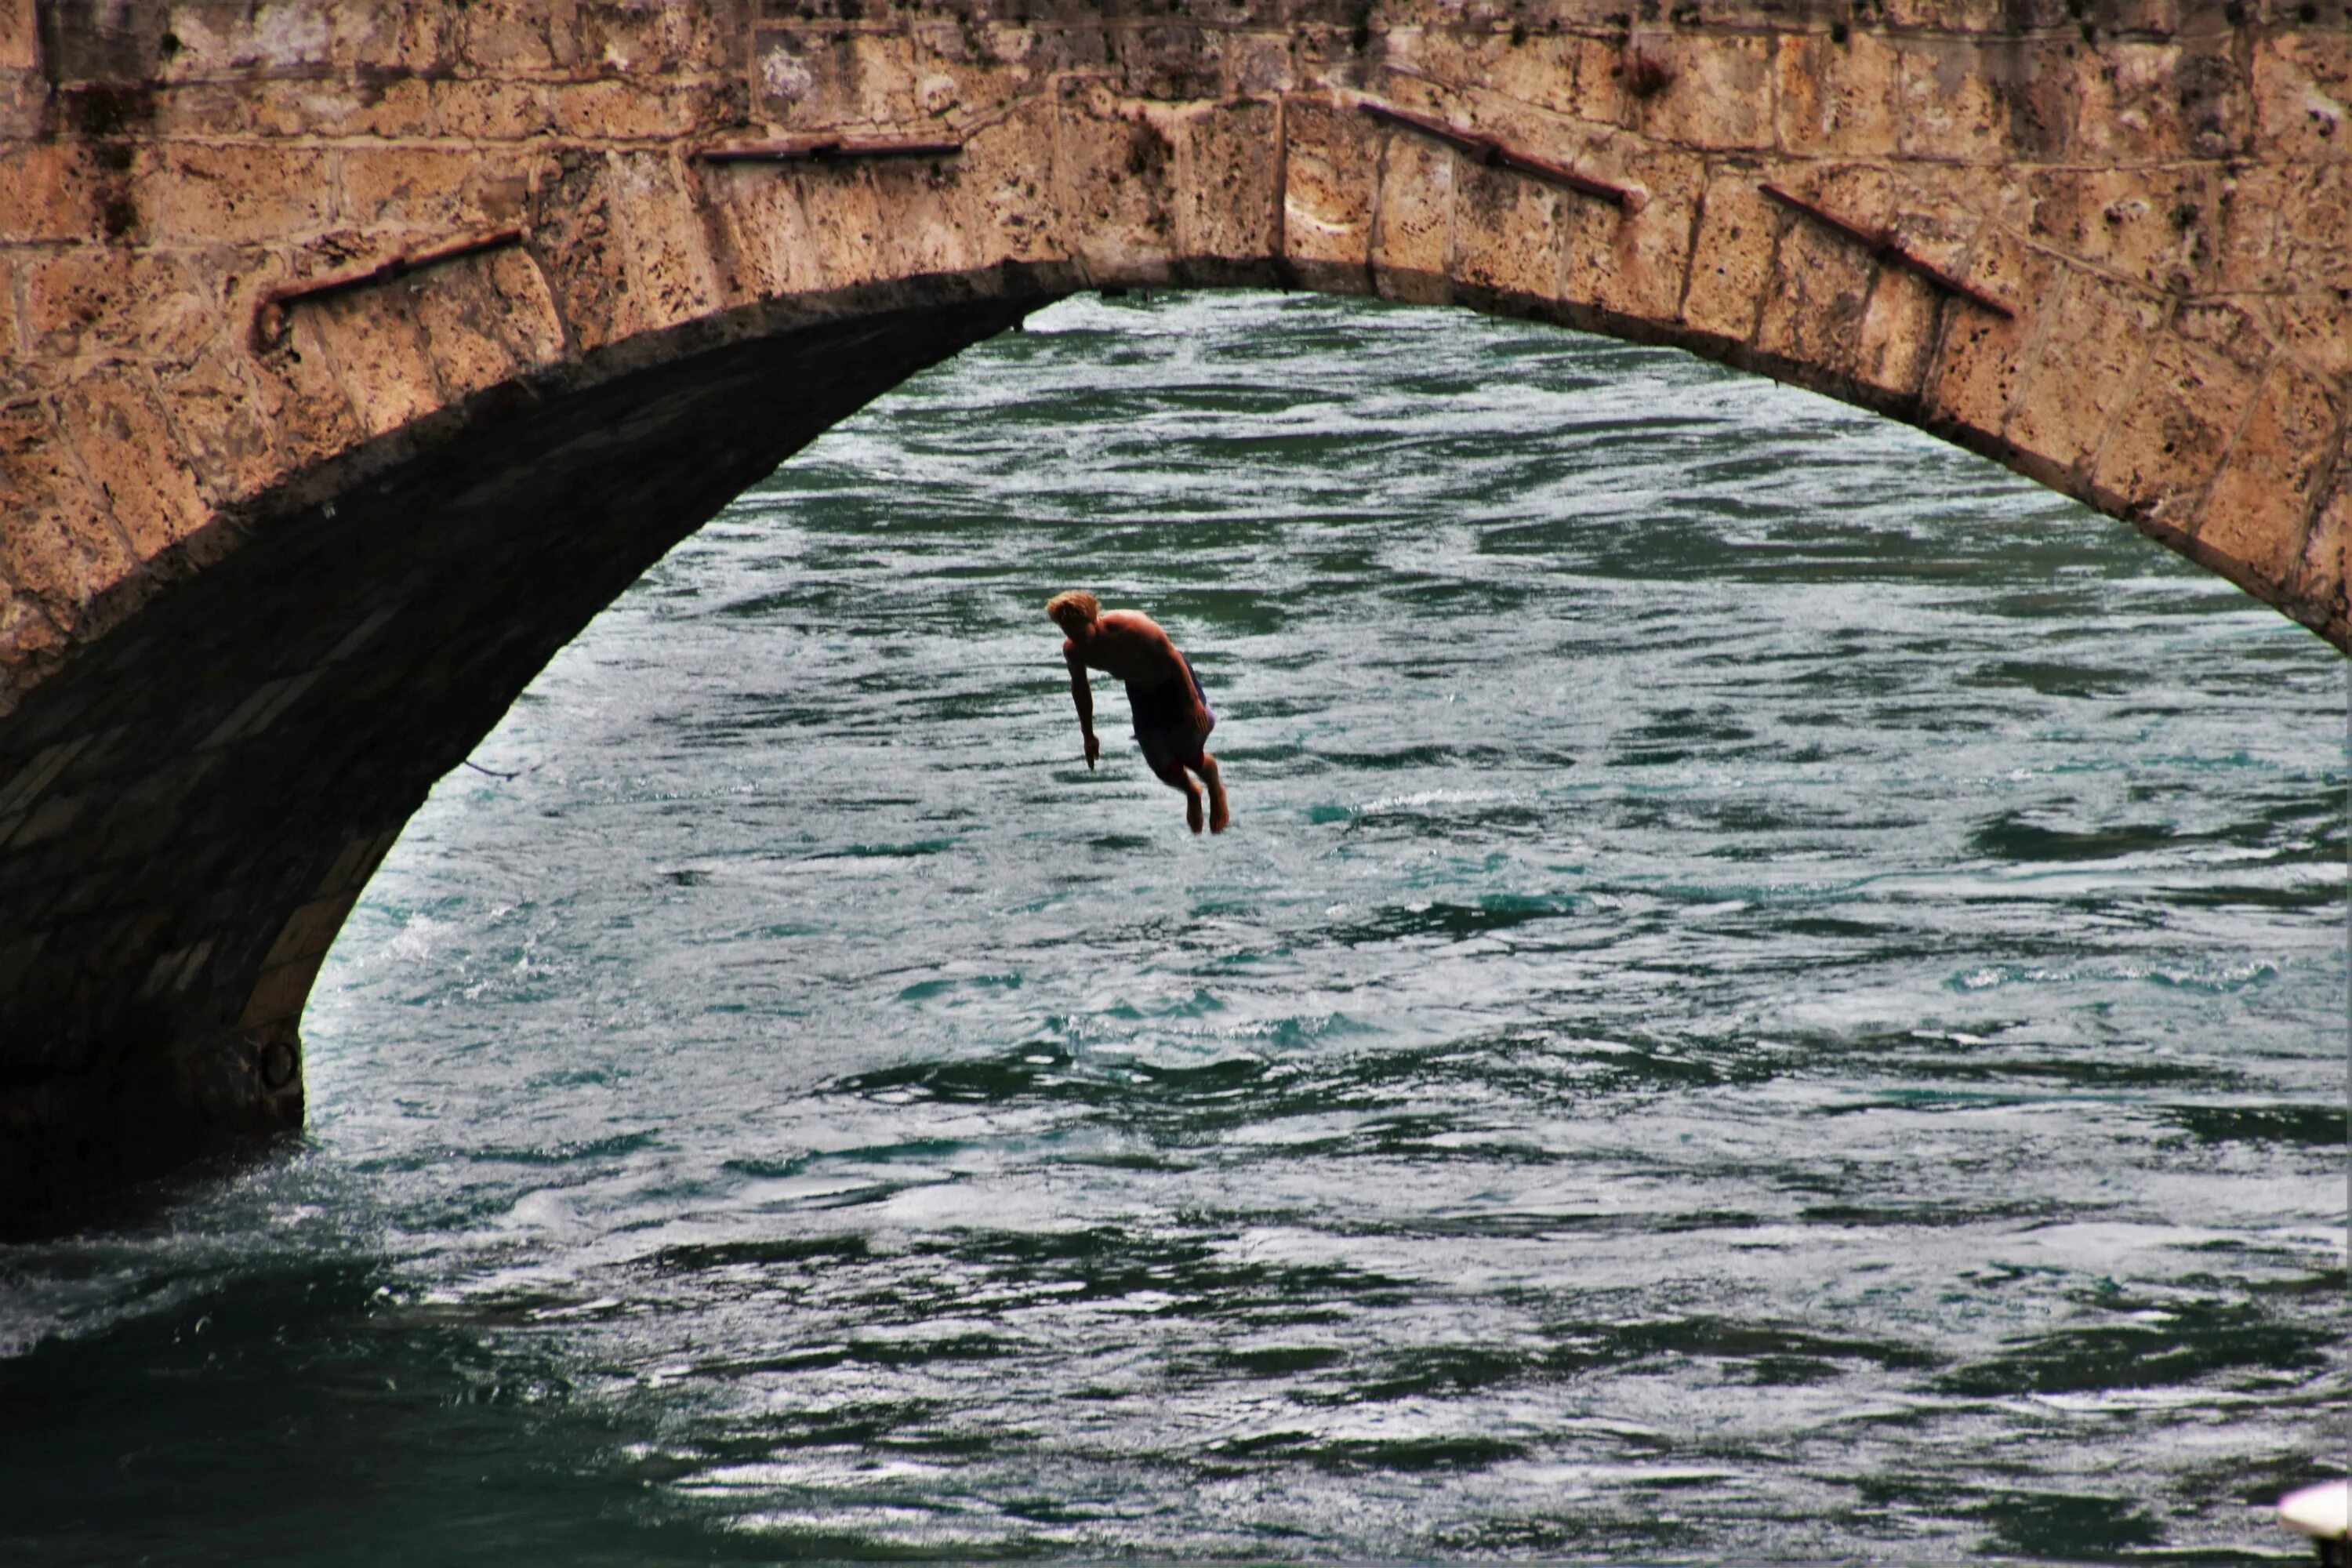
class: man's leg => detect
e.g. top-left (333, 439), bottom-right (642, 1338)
top-left (1152, 759), bottom-right (1206, 833)
top-left (1196, 752), bottom-right (1229, 833)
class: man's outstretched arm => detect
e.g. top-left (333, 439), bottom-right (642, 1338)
top-left (1065, 647), bottom-right (1101, 768)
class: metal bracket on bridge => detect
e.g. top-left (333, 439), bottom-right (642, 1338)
top-left (692, 137), bottom-right (964, 166)
top-left (1357, 100), bottom-right (1646, 214)
top-left (251, 226), bottom-right (528, 350)
top-left (1758, 183), bottom-right (2015, 320)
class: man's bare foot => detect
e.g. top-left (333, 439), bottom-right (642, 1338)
top-left (1186, 793), bottom-right (1205, 833)
top-left (1209, 795), bottom-right (1230, 833)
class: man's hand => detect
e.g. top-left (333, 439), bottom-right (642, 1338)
top-left (1084, 731), bottom-right (1100, 769)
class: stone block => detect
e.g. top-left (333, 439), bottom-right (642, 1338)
top-left (260, 894), bottom-right (358, 971)
top-left (2027, 165), bottom-right (2220, 294)
top-left (0, 589), bottom-right (64, 691)
top-left (137, 940), bottom-right (215, 1000)
top-left (144, 143), bottom-right (336, 245)
top-left (2198, 361), bottom-right (2344, 587)
top-left (0, 0), bottom-right (35, 71)
top-left (238, 951), bottom-right (324, 1029)
top-left (7, 789), bottom-right (80, 848)
top-left (97, 753), bottom-right (220, 863)
top-left (2173, 297), bottom-right (2279, 377)
top-left (1894, 37), bottom-right (2023, 165)
top-left (151, 82), bottom-right (254, 139)
top-left (751, 26), bottom-right (902, 129)
top-left (1452, 160), bottom-right (1567, 306)
top-left (57, 368), bottom-right (211, 559)
top-left (1875, 0), bottom-right (2012, 27)
top-left (0, 143), bottom-right (102, 243)
top-left (1775, 31), bottom-right (1900, 159)
top-left (2086, 0), bottom-right (2187, 32)
top-left (922, 100), bottom-right (1069, 273)
top-left (22, 249), bottom-right (213, 361)
top-left (2252, 33), bottom-right (2349, 162)
top-left (575, 0), bottom-right (732, 76)
top-left (1678, 164), bottom-right (1777, 347)
top-left (2263, 291), bottom-right (2352, 384)
top-left (433, 78), bottom-right (555, 140)
top-left (480, 247), bottom-right (569, 370)
top-left (1052, 89), bottom-right (1183, 283)
top-left (0, 733), bottom-right (91, 818)
top-left (1918, 224), bottom-right (2063, 449)
top-left (1635, 32), bottom-right (1775, 151)
top-left (1755, 178), bottom-right (1883, 391)
top-left (2174, 35), bottom-right (2257, 158)
top-left (247, 75), bottom-right (437, 139)
top-left (1367, 122), bottom-right (1454, 303)
top-left (2270, 162), bottom-right (2352, 290)
top-left (1563, 143), bottom-right (1700, 328)
top-left (1464, 32), bottom-right (1623, 128)
top-left (2218, 162), bottom-right (2352, 292)
top-left (314, 828), bottom-right (399, 898)
top-left (2286, 456), bottom-right (2347, 636)
top-left (2003, 268), bottom-right (2168, 484)
top-left (201, 670), bottom-right (321, 749)
top-left (2071, 42), bottom-right (2201, 165)
top-left (1892, 161), bottom-right (2037, 238)
top-left (154, 347), bottom-right (285, 508)
top-left (532, 149), bottom-right (720, 354)
top-left (339, 146), bottom-right (532, 233)
top-left (410, 263), bottom-right (532, 402)
top-left (610, 151), bottom-right (727, 334)
top-left (702, 162), bottom-right (845, 300)
top-left (1170, 98), bottom-right (1282, 267)
top-left (550, 79), bottom-right (697, 141)
top-left (303, 289), bottom-right (445, 439)
top-left (239, 292), bottom-right (369, 476)
top-left (1112, 22), bottom-right (1229, 100)
top-left (0, 400), bottom-right (138, 628)
top-left (160, 4), bottom-right (336, 74)
top-left (445, 0), bottom-right (561, 74)
top-left (2091, 333), bottom-right (2263, 524)
top-left (1283, 96), bottom-right (1380, 281)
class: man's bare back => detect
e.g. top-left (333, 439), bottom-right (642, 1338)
top-left (1046, 590), bottom-right (1231, 834)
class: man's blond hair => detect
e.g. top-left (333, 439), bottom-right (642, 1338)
top-left (1045, 590), bottom-right (1100, 626)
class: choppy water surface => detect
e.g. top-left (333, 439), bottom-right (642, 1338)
top-left (5, 292), bottom-right (2345, 1565)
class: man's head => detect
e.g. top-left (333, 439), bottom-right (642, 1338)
top-left (1046, 590), bottom-right (1100, 638)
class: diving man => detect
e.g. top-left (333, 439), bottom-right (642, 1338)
top-left (1046, 590), bottom-right (1230, 834)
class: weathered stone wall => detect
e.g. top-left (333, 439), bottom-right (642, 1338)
top-left (0, 0), bottom-right (2344, 1218)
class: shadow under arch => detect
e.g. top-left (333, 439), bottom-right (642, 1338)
top-left (0, 259), bottom-right (2334, 1222)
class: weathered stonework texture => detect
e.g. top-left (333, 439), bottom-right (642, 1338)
top-left (1, 0), bottom-right (2346, 1220)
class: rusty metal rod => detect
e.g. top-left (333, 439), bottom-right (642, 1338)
top-left (694, 138), bottom-right (964, 165)
top-left (1359, 100), bottom-right (1644, 213)
top-left (1758, 183), bottom-right (2014, 320)
top-left (252, 226), bottom-right (526, 347)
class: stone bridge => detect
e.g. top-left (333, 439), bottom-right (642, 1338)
top-left (0, 0), bottom-right (2344, 1218)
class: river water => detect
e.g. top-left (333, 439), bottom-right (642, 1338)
top-left (3, 292), bottom-right (2344, 1565)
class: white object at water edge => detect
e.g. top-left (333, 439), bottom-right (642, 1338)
top-left (2278, 1479), bottom-right (2350, 1541)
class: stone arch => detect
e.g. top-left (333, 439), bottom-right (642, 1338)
top-left (1, 0), bottom-right (2343, 1216)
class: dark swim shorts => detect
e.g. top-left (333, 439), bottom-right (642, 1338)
top-left (1127, 656), bottom-right (1214, 776)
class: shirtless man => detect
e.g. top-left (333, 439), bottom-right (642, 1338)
top-left (1047, 590), bottom-right (1231, 834)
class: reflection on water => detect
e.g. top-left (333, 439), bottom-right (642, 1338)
top-left (2, 292), bottom-right (2343, 1565)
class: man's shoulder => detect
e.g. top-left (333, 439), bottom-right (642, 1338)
top-left (1098, 608), bottom-right (1163, 633)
